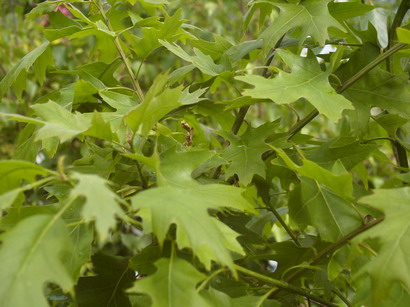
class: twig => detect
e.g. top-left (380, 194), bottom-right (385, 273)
top-left (332, 288), bottom-right (352, 307)
top-left (387, 0), bottom-right (410, 72)
top-left (337, 43), bottom-right (406, 93)
top-left (196, 268), bottom-right (228, 292)
top-left (234, 265), bottom-right (338, 307)
top-left (386, 0), bottom-right (410, 170)
top-left (93, 0), bottom-right (144, 102)
top-left (263, 201), bottom-right (301, 247)
top-left (272, 216), bottom-right (384, 295)
top-left (231, 37), bottom-right (284, 135)
top-left (231, 105), bottom-right (250, 134)
top-left (286, 43), bottom-right (407, 140)
top-left (136, 161), bottom-right (148, 189)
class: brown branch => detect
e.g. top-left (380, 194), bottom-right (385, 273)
top-left (270, 216), bottom-right (384, 298)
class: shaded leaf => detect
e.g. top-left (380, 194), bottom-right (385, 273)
top-left (328, 2), bottom-right (374, 21)
top-left (128, 257), bottom-right (209, 307)
top-left (289, 178), bottom-right (361, 242)
top-left (201, 287), bottom-right (279, 307)
top-left (304, 139), bottom-right (377, 171)
top-left (336, 44), bottom-right (410, 133)
top-left (76, 253), bottom-right (135, 307)
top-left (0, 160), bottom-right (49, 194)
top-left (129, 10), bottom-right (186, 59)
top-left (273, 147), bottom-right (353, 199)
top-left (221, 123), bottom-right (277, 186)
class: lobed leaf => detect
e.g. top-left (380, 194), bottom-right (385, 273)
top-left (70, 173), bottom-right (125, 243)
top-left (237, 49), bottom-right (353, 121)
top-left (0, 42), bottom-right (49, 99)
top-left (0, 215), bottom-right (73, 307)
top-left (355, 188), bottom-right (410, 302)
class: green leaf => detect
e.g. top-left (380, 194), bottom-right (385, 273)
top-left (225, 39), bottom-right (263, 62)
top-left (397, 27), bottom-right (410, 44)
top-left (70, 173), bottom-right (124, 243)
top-left (0, 189), bottom-right (21, 211)
top-left (0, 42), bottom-right (49, 99)
top-left (328, 1), bottom-right (374, 21)
top-left (289, 178), bottom-right (361, 242)
top-left (160, 40), bottom-right (225, 76)
top-left (33, 45), bottom-right (54, 86)
top-left (63, 224), bottom-right (93, 280)
top-left (129, 10), bottom-right (186, 59)
top-left (355, 188), bottom-right (410, 302)
top-left (76, 253), bottom-right (135, 307)
top-left (84, 111), bottom-right (119, 142)
top-left (201, 287), bottom-right (279, 307)
top-left (73, 79), bottom-right (99, 104)
top-left (128, 257), bottom-right (209, 307)
top-left (0, 199), bottom-right (92, 279)
top-left (131, 184), bottom-right (252, 269)
top-left (131, 149), bottom-right (254, 269)
top-left (303, 139), bottom-right (378, 171)
top-left (0, 160), bottom-right (49, 194)
top-left (373, 114), bottom-right (408, 137)
top-left (191, 35), bottom-right (233, 60)
top-left (125, 73), bottom-right (204, 135)
top-left (25, 0), bottom-right (84, 20)
top-left (99, 90), bottom-right (136, 113)
top-left (336, 44), bottom-right (410, 131)
top-left (221, 122), bottom-right (277, 186)
top-left (272, 147), bottom-right (353, 199)
top-left (78, 58), bottom-right (122, 87)
top-left (31, 101), bottom-right (91, 142)
top-left (259, 0), bottom-right (344, 50)
top-left (45, 25), bottom-right (82, 41)
top-left (125, 86), bottom-right (183, 134)
top-left (237, 49), bottom-right (353, 121)
top-left (0, 214), bottom-right (73, 307)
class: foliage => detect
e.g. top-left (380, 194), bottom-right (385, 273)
top-left (0, 0), bottom-right (410, 306)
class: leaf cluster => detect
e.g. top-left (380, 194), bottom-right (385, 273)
top-left (1, 0), bottom-right (410, 306)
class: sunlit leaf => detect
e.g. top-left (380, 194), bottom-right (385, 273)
top-left (237, 49), bottom-right (353, 121)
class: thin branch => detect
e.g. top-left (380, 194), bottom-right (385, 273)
top-left (332, 288), bottom-right (352, 307)
top-left (136, 161), bottom-right (148, 189)
top-left (361, 137), bottom-right (396, 144)
top-left (286, 109), bottom-right (319, 140)
top-left (386, 0), bottom-right (410, 170)
top-left (196, 268), bottom-right (228, 292)
top-left (263, 201), bottom-right (301, 247)
top-left (13, 176), bottom-right (56, 194)
top-left (387, 0), bottom-right (410, 72)
top-left (325, 41), bottom-right (363, 47)
top-left (273, 216), bottom-right (384, 293)
top-left (337, 43), bottom-right (406, 93)
top-left (234, 265), bottom-right (338, 307)
top-left (93, 0), bottom-right (144, 102)
top-left (286, 43), bottom-right (407, 140)
top-left (231, 105), bottom-right (250, 134)
top-left (231, 37), bottom-right (284, 135)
